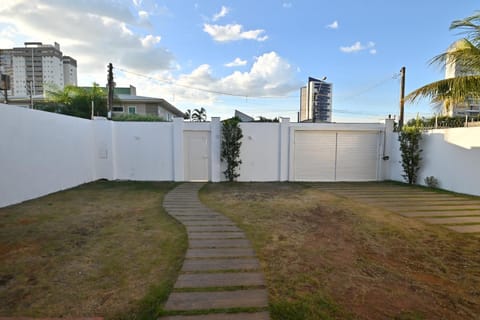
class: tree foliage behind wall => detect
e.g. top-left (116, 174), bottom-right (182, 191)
top-left (221, 117), bottom-right (243, 181)
top-left (40, 83), bottom-right (107, 119)
top-left (398, 126), bottom-right (423, 184)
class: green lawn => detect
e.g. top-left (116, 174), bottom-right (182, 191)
top-left (3, 181), bottom-right (479, 320)
top-left (0, 181), bottom-right (187, 319)
top-left (200, 182), bottom-right (480, 320)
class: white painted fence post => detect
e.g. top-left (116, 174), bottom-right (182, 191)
top-left (210, 117), bottom-right (221, 182)
top-left (173, 117), bottom-right (184, 181)
top-left (279, 117), bottom-right (290, 181)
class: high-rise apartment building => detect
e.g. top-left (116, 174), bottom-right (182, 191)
top-left (0, 42), bottom-right (77, 98)
top-left (63, 56), bottom-right (77, 86)
top-left (443, 39), bottom-right (479, 117)
top-left (299, 77), bottom-right (332, 122)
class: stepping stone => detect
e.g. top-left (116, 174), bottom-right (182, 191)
top-left (188, 232), bottom-right (246, 239)
top-left (186, 226), bottom-right (241, 232)
top-left (400, 211), bottom-right (480, 217)
top-left (395, 205), bottom-right (480, 212)
top-left (367, 201), bottom-right (480, 207)
top-left (175, 272), bottom-right (265, 288)
top-left (167, 208), bottom-right (215, 212)
top-left (160, 311), bottom-right (270, 320)
top-left (186, 248), bottom-right (255, 258)
top-left (181, 221), bottom-right (235, 226)
top-left (182, 258), bottom-right (261, 272)
top-left (420, 217), bottom-right (480, 224)
top-left (164, 289), bottom-right (268, 311)
top-left (170, 214), bottom-right (222, 218)
top-left (189, 239), bottom-right (251, 248)
top-left (444, 225), bottom-right (480, 233)
top-left (342, 194), bottom-right (454, 199)
top-left (178, 215), bottom-right (232, 222)
top-left (408, 200), bottom-right (480, 205)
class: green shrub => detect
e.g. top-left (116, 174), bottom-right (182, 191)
top-left (424, 176), bottom-right (439, 188)
top-left (406, 115), bottom-right (479, 128)
top-left (221, 117), bottom-right (243, 181)
top-left (398, 126), bottom-right (423, 184)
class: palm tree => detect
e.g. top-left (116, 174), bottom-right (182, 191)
top-left (406, 12), bottom-right (480, 109)
top-left (192, 107), bottom-right (207, 122)
top-left (44, 83), bottom-right (107, 119)
top-left (184, 109), bottom-right (192, 121)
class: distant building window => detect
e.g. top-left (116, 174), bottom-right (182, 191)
top-left (112, 106), bottom-right (124, 112)
top-left (128, 106), bottom-right (136, 114)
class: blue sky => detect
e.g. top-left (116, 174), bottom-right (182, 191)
top-left (0, 0), bottom-right (478, 121)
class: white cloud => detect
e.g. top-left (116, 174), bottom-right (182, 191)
top-left (111, 51), bottom-right (302, 115)
top-left (0, 0), bottom-right (174, 81)
top-left (203, 23), bottom-right (268, 42)
top-left (340, 41), bottom-right (376, 54)
top-left (326, 20), bottom-right (339, 29)
top-left (225, 57), bottom-right (247, 67)
top-left (141, 35), bottom-right (161, 48)
top-left (178, 52), bottom-right (299, 98)
top-left (138, 10), bottom-right (149, 19)
top-left (0, 25), bottom-right (17, 48)
top-left (212, 6), bottom-right (229, 21)
top-left (282, 2), bottom-right (292, 8)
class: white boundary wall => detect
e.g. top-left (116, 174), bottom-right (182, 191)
top-left (1, 104), bottom-right (479, 207)
top-left (0, 105), bottom-right (96, 207)
top-left (388, 127), bottom-right (480, 196)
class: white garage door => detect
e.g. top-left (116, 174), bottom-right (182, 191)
top-left (184, 131), bottom-right (210, 181)
top-left (294, 130), bottom-right (380, 181)
top-left (336, 131), bottom-right (379, 181)
top-left (294, 131), bottom-right (336, 181)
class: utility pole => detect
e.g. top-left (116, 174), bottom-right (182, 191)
top-left (107, 63), bottom-right (114, 119)
top-left (399, 66), bottom-right (406, 129)
top-left (1, 74), bottom-right (9, 104)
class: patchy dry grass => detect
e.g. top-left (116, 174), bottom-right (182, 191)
top-left (200, 182), bottom-right (480, 320)
top-left (0, 181), bottom-right (187, 319)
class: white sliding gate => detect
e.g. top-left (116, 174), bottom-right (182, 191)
top-left (293, 130), bottom-right (381, 181)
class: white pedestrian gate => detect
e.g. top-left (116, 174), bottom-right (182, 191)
top-left (293, 130), bottom-right (381, 181)
top-left (183, 131), bottom-right (210, 181)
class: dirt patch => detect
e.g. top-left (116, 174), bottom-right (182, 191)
top-left (201, 182), bottom-right (480, 320)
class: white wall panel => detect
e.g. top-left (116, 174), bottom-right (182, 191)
top-left (238, 123), bottom-right (280, 181)
top-left (114, 122), bottom-right (173, 181)
top-left (0, 105), bottom-right (95, 207)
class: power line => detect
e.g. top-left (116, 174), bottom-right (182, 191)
top-left (336, 73), bottom-right (400, 102)
top-left (115, 66), bottom-right (303, 100)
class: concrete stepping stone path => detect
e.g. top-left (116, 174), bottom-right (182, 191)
top-left (161, 183), bottom-right (270, 320)
top-left (317, 183), bottom-right (480, 234)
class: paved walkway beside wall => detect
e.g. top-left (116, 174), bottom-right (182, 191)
top-left (161, 183), bottom-right (270, 320)
top-left (315, 183), bottom-right (480, 234)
